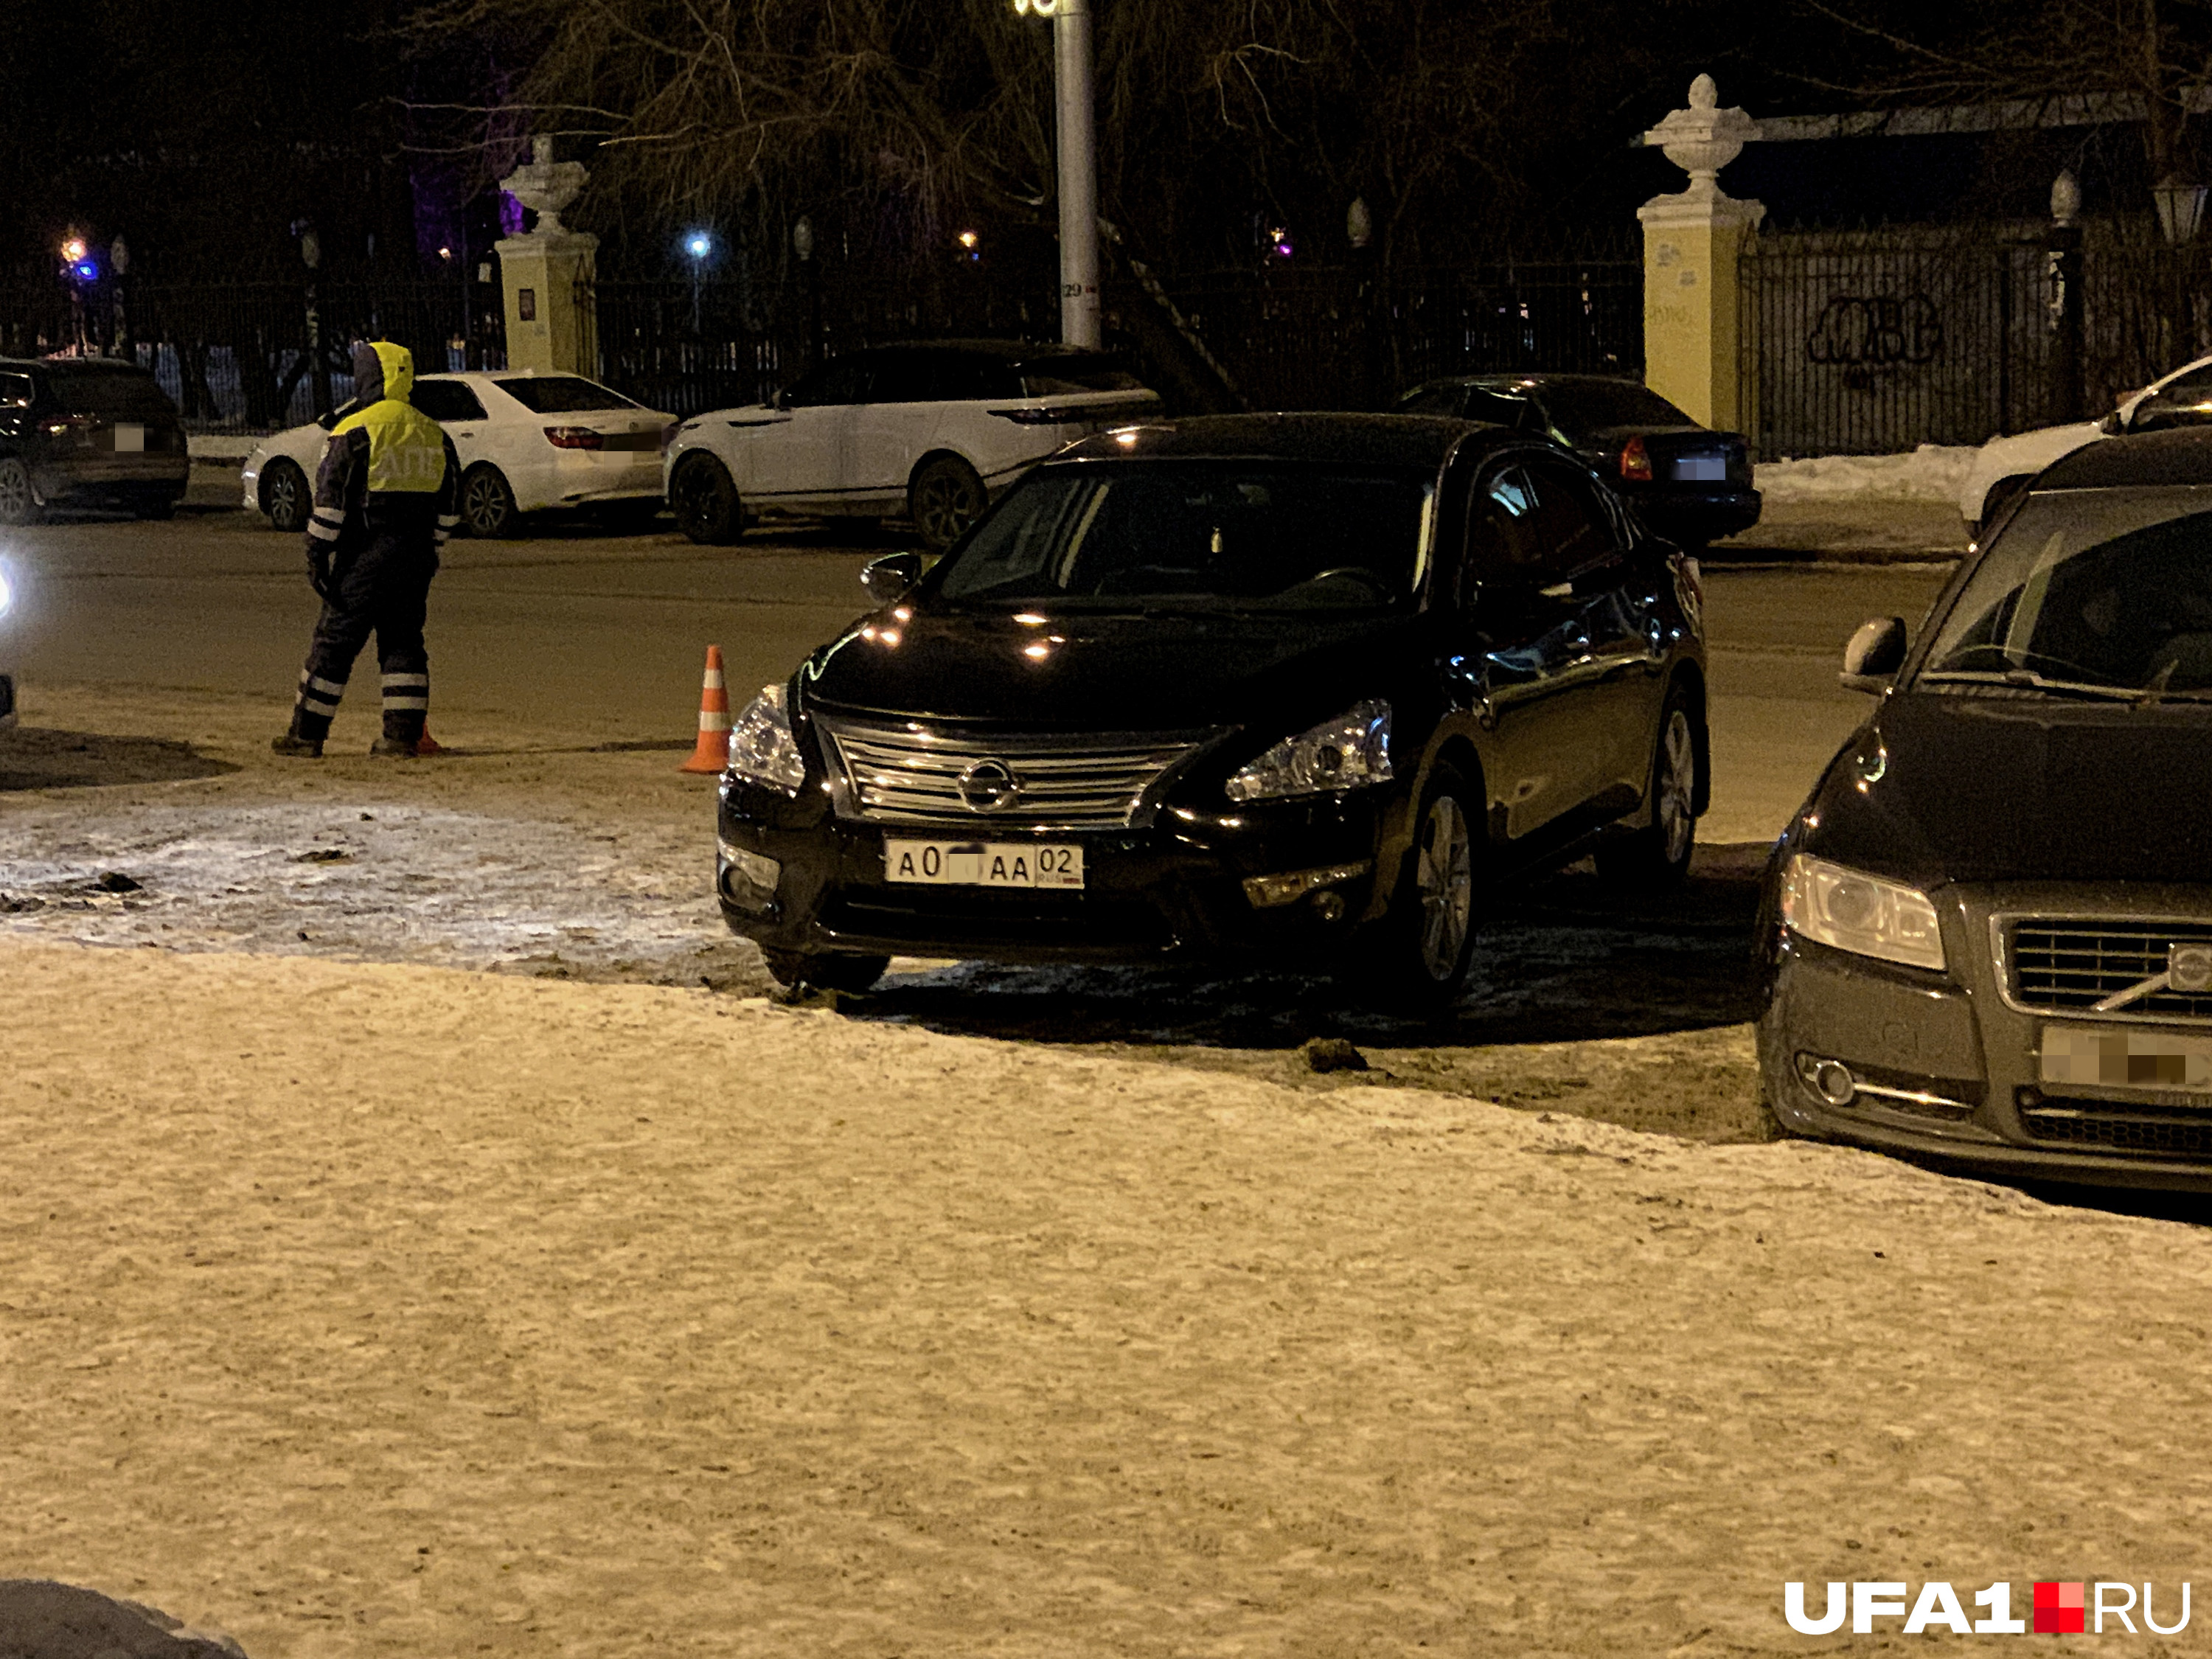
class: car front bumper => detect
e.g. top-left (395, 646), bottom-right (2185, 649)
top-left (1760, 882), bottom-right (2212, 1192)
top-left (714, 774), bottom-right (1395, 966)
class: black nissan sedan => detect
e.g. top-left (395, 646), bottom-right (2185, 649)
top-left (1759, 426), bottom-right (2212, 1191)
top-left (1396, 374), bottom-right (1759, 549)
top-left (714, 414), bottom-right (1709, 1009)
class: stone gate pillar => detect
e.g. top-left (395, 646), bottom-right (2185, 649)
top-left (496, 136), bottom-right (599, 375)
top-left (1638, 76), bottom-right (1762, 431)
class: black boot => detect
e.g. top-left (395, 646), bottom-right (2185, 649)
top-left (367, 737), bottom-right (420, 758)
top-left (272, 732), bottom-right (323, 758)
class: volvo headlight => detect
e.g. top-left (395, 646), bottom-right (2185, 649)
top-left (1780, 852), bottom-right (1945, 971)
top-left (727, 682), bottom-right (809, 793)
top-left (1225, 700), bottom-right (1393, 803)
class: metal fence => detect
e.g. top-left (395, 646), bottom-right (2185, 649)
top-left (1741, 220), bottom-right (2208, 457)
top-left (0, 279), bottom-right (505, 433)
top-left (1160, 259), bottom-right (1643, 411)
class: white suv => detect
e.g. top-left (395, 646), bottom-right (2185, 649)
top-left (663, 340), bottom-right (1161, 549)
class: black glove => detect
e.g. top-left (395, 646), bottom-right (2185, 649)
top-left (307, 547), bottom-right (333, 599)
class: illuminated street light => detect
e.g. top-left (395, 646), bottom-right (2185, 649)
top-left (60, 237), bottom-right (86, 264)
top-left (1012, 0), bottom-right (1098, 347)
top-left (685, 232), bottom-right (712, 260)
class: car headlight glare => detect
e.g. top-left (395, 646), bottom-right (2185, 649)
top-left (0, 564), bottom-right (13, 619)
top-left (1780, 852), bottom-right (1945, 971)
top-left (1225, 700), bottom-right (1393, 803)
top-left (726, 682), bottom-right (809, 793)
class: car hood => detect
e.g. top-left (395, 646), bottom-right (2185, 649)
top-left (1958, 421), bottom-right (2101, 514)
top-left (797, 605), bottom-right (1420, 730)
top-left (1804, 690), bottom-right (2212, 886)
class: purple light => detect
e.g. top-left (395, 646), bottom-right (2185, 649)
top-left (73, 262), bottom-right (98, 281)
top-left (498, 192), bottom-right (526, 237)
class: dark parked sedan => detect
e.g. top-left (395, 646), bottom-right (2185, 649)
top-left (1396, 374), bottom-right (1759, 549)
top-left (713, 414), bottom-right (1709, 1008)
top-left (1759, 426), bottom-right (2212, 1191)
top-left (0, 357), bottom-right (189, 524)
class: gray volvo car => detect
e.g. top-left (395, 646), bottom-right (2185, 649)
top-left (1759, 428), bottom-right (2212, 1190)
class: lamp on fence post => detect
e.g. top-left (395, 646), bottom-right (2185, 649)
top-left (2153, 175), bottom-right (2206, 362)
top-left (109, 237), bottom-right (130, 361)
top-left (2046, 170), bottom-right (2084, 425)
top-left (793, 216), bottom-right (820, 373)
top-left (295, 220), bottom-right (332, 420)
top-left (684, 231), bottom-right (712, 338)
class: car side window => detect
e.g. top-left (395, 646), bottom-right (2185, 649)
top-left (411, 382), bottom-right (487, 423)
top-left (1521, 458), bottom-right (1624, 574)
top-left (785, 355), bottom-right (872, 408)
top-left (1464, 390), bottom-right (1534, 430)
top-left (1397, 386), bottom-right (1461, 417)
top-left (2130, 367), bottom-right (2212, 430)
top-left (0, 373), bottom-right (32, 408)
top-left (1462, 465), bottom-right (1556, 602)
top-left (864, 350), bottom-right (938, 405)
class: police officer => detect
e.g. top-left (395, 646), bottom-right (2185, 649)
top-left (273, 340), bottom-right (462, 757)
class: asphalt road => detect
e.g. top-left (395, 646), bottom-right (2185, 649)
top-left (1, 487), bottom-right (1954, 841)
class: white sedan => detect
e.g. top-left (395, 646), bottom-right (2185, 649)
top-left (1957, 353), bottom-right (2212, 532)
top-left (663, 340), bottom-right (1161, 549)
top-left (241, 371), bottom-right (675, 538)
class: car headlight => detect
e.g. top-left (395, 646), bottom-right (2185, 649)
top-left (1224, 700), bottom-right (1392, 803)
top-left (0, 563), bottom-right (13, 620)
top-left (727, 682), bottom-right (809, 793)
top-left (1779, 852), bottom-right (1946, 971)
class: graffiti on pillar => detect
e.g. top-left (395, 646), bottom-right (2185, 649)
top-left (1804, 293), bottom-right (1944, 368)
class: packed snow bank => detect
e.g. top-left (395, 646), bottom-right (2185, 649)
top-left (1755, 442), bottom-right (1980, 507)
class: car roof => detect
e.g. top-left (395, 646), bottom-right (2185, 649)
top-left (869, 338), bottom-right (1110, 361)
top-left (2037, 426), bottom-right (2212, 491)
top-left (1053, 412), bottom-right (1512, 468)
top-left (0, 355), bottom-right (158, 377)
top-left (1411, 372), bottom-right (1647, 393)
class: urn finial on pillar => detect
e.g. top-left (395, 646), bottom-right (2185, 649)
top-left (494, 135), bottom-right (600, 374)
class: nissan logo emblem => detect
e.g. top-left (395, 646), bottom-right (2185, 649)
top-left (956, 758), bottom-right (1022, 812)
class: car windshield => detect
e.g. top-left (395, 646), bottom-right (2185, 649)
top-left (45, 367), bottom-right (175, 417)
top-left (1017, 354), bottom-right (1145, 396)
top-left (1918, 485), bottom-right (2212, 700)
top-left (928, 461), bottom-right (1435, 612)
top-left (493, 376), bottom-right (638, 414)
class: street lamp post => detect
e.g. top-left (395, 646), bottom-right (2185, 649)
top-left (1014, 0), bottom-right (1101, 349)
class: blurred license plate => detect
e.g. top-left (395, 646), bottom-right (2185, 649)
top-left (2041, 1023), bottom-right (2212, 1092)
top-left (885, 838), bottom-right (1084, 889)
top-left (111, 423), bottom-right (145, 453)
top-left (1672, 455), bottom-right (1725, 481)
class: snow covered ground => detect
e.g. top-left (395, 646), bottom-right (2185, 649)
top-left (1754, 443), bottom-right (1982, 507)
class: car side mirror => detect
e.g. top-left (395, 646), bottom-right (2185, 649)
top-left (1841, 616), bottom-right (1907, 694)
top-left (860, 551), bottom-right (922, 606)
top-left (2100, 408), bottom-right (2127, 435)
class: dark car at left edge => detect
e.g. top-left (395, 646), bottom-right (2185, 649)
top-left (0, 356), bottom-right (189, 524)
top-left (709, 413), bottom-right (1710, 1010)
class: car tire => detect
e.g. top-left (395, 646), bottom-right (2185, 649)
top-left (1360, 763), bottom-right (1481, 1016)
top-left (1595, 688), bottom-right (1699, 890)
top-left (262, 458), bottom-right (310, 532)
top-left (670, 453), bottom-right (745, 545)
top-left (762, 950), bottom-right (889, 995)
top-left (908, 454), bottom-right (987, 552)
top-left (459, 464), bottom-right (519, 538)
top-left (0, 457), bottom-right (42, 526)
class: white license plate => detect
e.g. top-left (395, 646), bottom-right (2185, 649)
top-left (2041, 1023), bottom-right (2212, 1092)
top-left (1672, 455), bottom-right (1725, 481)
top-left (885, 838), bottom-right (1084, 889)
top-left (112, 423), bottom-right (145, 453)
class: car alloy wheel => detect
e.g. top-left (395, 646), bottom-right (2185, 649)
top-left (262, 458), bottom-right (309, 533)
top-left (1415, 792), bottom-right (1475, 982)
top-left (0, 457), bottom-right (41, 526)
top-left (908, 455), bottom-right (987, 551)
top-left (671, 453), bottom-right (744, 546)
top-left (1596, 688), bottom-right (1699, 889)
top-left (460, 465), bottom-right (516, 538)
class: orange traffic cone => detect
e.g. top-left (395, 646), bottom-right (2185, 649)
top-left (679, 644), bottom-right (732, 774)
top-left (415, 722), bottom-right (446, 757)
